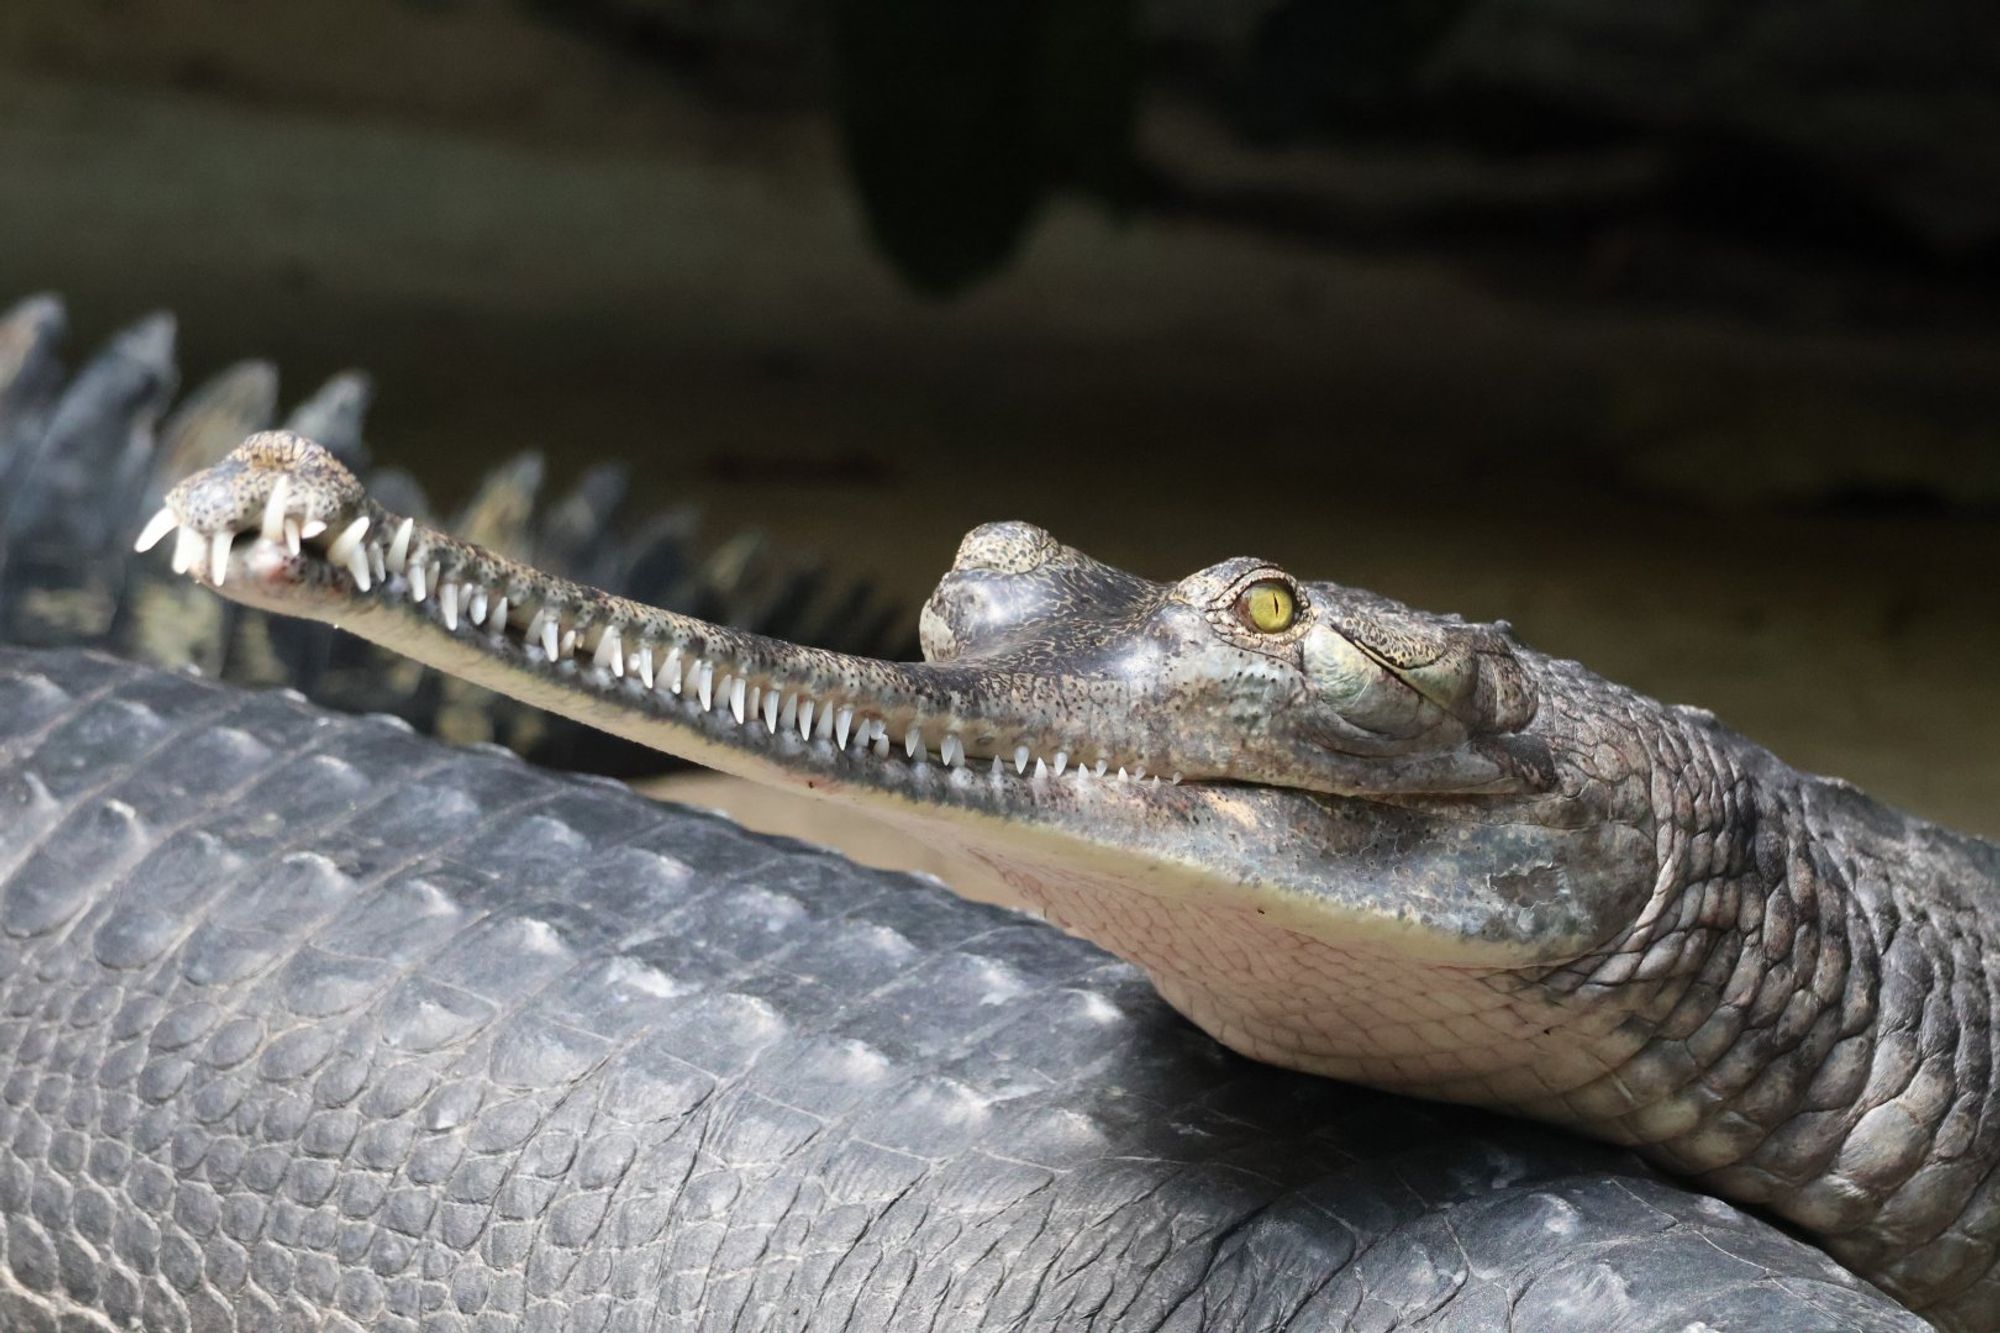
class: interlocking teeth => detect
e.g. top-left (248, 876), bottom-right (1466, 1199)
top-left (260, 476), bottom-right (290, 542)
top-left (593, 626), bottom-right (624, 675)
top-left (386, 517), bottom-right (414, 573)
top-left (134, 506), bottom-right (178, 554)
top-left (170, 525), bottom-right (204, 574)
top-left (327, 517), bottom-right (371, 592)
top-left (147, 495), bottom-right (1169, 795)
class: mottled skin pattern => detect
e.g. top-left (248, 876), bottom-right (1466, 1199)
top-left (146, 433), bottom-right (2000, 1328)
top-left (0, 649), bottom-right (1924, 1331)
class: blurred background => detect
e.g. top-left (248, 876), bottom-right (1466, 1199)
top-left (2, 0), bottom-right (1995, 850)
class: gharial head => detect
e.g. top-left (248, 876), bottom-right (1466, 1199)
top-left (142, 433), bottom-right (1669, 1056)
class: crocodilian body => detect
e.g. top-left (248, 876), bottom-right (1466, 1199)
top-left (146, 431), bottom-right (2000, 1329)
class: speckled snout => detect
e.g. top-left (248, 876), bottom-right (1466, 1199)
top-left (164, 431), bottom-right (364, 536)
top-left (139, 432), bottom-right (394, 590)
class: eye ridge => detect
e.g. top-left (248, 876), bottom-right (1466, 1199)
top-left (1233, 577), bottom-right (1301, 635)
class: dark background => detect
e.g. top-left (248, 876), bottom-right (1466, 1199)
top-left (2, 0), bottom-right (1995, 837)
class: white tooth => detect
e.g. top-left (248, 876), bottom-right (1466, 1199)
top-left (1034, 757), bottom-right (1048, 779)
top-left (904, 724), bottom-right (922, 759)
top-left (525, 607), bottom-right (547, 648)
top-left (409, 560), bottom-right (428, 603)
top-left (940, 734), bottom-right (962, 767)
top-left (872, 729), bottom-right (890, 758)
top-left (300, 520), bottom-right (327, 540)
top-left (663, 648), bottom-right (684, 694)
top-left (542, 615), bottom-right (560, 662)
top-left (798, 699), bottom-right (816, 741)
top-left (1150, 775), bottom-right (1161, 787)
top-left (387, 517), bottom-right (414, 573)
top-left (1094, 760), bottom-right (1107, 777)
top-left (593, 626), bottom-right (624, 674)
top-left (559, 629), bottom-right (577, 659)
top-left (636, 645), bottom-right (654, 689)
top-left (990, 755), bottom-right (1003, 776)
top-left (1052, 750), bottom-right (1068, 777)
top-left (170, 525), bottom-right (203, 573)
top-left (209, 530), bottom-right (232, 585)
top-left (778, 693), bottom-right (798, 737)
top-left (345, 544), bottom-right (371, 592)
top-left (1132, 766), bottom-right (1146, 781)
top-left (135, 506), bottom-right (178, 553)
top-left (761, 686), bottom-right (781, 733)
top-left (489, 596), bottom-right (509, 631)
top-left (1074, 762), bottom-right (1091, 783)
top-left (813, 701), bottom-right (834, 741)
top-left (260, 476), bottom-right (290, 542)
top-left (284, 517), bottom-right (301, 555)
top-left (368, 543), bottom-right (386, 586)
top-left (440, 581), bottom-right (457, 628)
top-left (835, 707), bottom-right (854, 749)
top-left (1117, 767), bottom-right (1128, 782)
top-left (736, 677), bottom-right (753, 726)
top-left (326, 516), bottom-right (370, 566)
top-left (698, 663), bottom-right (715, 711)
top-left (1170, 773), bottom-right (1182, 785)
top-left (1013, 745), bottom-right (1029, 775)
top-left (468, 586), bottom-right (488, 626)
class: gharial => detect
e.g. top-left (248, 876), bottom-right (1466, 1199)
top-left (133, 428), bottom-right (2000, 1329)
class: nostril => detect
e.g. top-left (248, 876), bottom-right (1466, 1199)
top-left (951, 521), bottom-right (1056, 574)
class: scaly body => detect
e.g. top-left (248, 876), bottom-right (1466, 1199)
top-left (145, 432), bottom-right (2000, 1327)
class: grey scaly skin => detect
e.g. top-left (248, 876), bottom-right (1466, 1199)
top-left (0, 645), bottom-right (1923, 1331)
top-left (145, 431), bottom-right (2000, 1328)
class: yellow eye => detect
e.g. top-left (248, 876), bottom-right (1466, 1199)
top-left (1236, 579), bottom-right (1299, 634)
